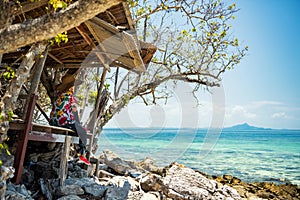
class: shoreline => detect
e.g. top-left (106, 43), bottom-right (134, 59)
top-left (99, 128), bottom-right (300, 188)
top-left (5, 149), bottom-right (299, 199)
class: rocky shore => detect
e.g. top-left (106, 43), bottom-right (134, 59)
top-left (4, 150), bottom-right (299, 200)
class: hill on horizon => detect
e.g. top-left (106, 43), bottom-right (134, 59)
top-left (223, 123), bottom-right (272, 131)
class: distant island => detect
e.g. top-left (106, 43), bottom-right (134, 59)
top-left (223, 123), bottom-right (272, 131)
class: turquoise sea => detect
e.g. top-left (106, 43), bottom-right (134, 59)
top-left (97, 128), bottom-right (300, 186)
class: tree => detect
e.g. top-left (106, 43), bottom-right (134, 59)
top-left (83, 0), bottom-right (248, 131)
top-left (0, 0), bottom-right (247, 192)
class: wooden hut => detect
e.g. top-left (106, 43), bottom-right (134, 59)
top-left (1, 0), bottom-right (156, 185)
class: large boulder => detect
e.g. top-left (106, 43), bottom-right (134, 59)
top-left (99, 150), bottom-right (133, 175)
top-left (141, 163), bottom-right (242, 200)
top-left (137, 157), bottom-right (164, 175)
top-left (104, 176), bottom-right (131, 200)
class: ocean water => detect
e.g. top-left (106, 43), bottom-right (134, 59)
top-left (97, 128), bottom-right (300, 186)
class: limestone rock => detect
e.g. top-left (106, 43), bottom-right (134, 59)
top-left (213, 175), bottom-right (300, 200)
top-left (83, 183), bottom-right (106, 197)
top-left (140, 192), bottom-right (161, 200)
top-left (5, 183), bottom-right (33, 200)
top-left (64, 177), bottom-right (94, 187)
top-left (104, 176), bottom-right (131, 200)
top-left (59, 185), bottom-right (84, 196)
top-left (4, 192), bottom-right (27, 200)
top-left (99, 150), bottom-right (132, 175)
top-left (127, 191), bottom-right (145, 200)
top-left (137, 157), bottom-right (163, 175)
top-left (162, 163), bottom-right (216, 199)
top-left (142, 163), bottom-right (243, 200)
top-left (140, 173), bottom-right (163, 192)
top-left (56, 195), bottom-right (83, 200)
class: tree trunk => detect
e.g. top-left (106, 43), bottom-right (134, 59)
top-left (0, 0), bottom-right (123, 53)
top-left (0, 42), bottom-right (47, 138)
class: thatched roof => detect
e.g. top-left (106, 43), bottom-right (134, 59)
top-left (2, 1), bottom-right (156, 72)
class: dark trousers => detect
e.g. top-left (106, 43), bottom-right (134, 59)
top-left (62, 123), bottom-right (86, 155)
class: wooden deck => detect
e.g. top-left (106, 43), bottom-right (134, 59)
top-left (8, 94), bottom-right (83, 185)
top-left (10, 122), bottom-right (79, 143)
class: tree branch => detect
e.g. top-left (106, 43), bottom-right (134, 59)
top-left (0, 0), bottom-right (123, 53)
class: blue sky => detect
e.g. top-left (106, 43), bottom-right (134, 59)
top-left (107, 0), bottom-right (300, 129)
top-left (222, 0), bottom-right (300, 129)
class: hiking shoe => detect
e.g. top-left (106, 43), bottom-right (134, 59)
top-left (79, 156), bottom-right (91, 165)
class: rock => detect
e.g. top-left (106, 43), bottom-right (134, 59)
top-left (98, 169), bottom-right (116, 178)
top-left (140, 173), bottom-right (163, 192)
top-left (98, 163), bottom-right (109, 171)
top-left (56, 195), bottom-right (84, 200)
top-left (127, 191), bottom-right (145, 200)
top-left (140, 192), bottom-right (160, 200)
top-left (213, 175), bottom-right (300, 200)
top-left (59, 185), bottom-right (84, 196)
top-left (5, 183), bottom-right (33, 200)
top-left (83, 183), bottom-right (106, 197)
top-left (3, 149), bottom-right (299, 200)
top-left (4, 192), bottom-right (27, 200)
top-left (6, 183), bottom-right (16, 192)
top-left (5, 190), bottom-right (33, 200)
top-left (68, 165), bottom-right (88, 178)
top-left (0, 165), bottom-right (15, 199)
top-left (162, 163), bottom-right (216, 198)
top-left (218, 185), bottom-right (242, 199)
top-left (128, 177), bottom-right (140, 191)
top-left (138, 157), bottom-right (163, 175)
top-left (64, 178), bottom-right (94, 187)
top-left (144, 163), bottom-right (243, 200)
top-left (15, 184), bottom-right (31, 197)
top-left (104, 176), bottom-right (131, 200)
top-left (232, 177), bottom-right (242, 184)
top-left (128, 169), bottom-right (143, 178)
top-left (99, 150), bottom-right (132, 175)
top-left (224, 174), bottom-right (233, 181)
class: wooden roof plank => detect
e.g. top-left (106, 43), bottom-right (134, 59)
top-left (80, 23), bottom-right (111, 71)
top-left (121, 32), bottom-right (145, 72)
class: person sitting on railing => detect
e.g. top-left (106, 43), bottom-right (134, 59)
top-left (49, 74), bottom-right (91, 165)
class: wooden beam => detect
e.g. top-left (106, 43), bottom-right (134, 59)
top-left (122, 2), bottom-right (135, 30)
top-left (83, 22), bottom-right (111, 71)
top-left (22, 85), bottom-right (50, 122)
top-left (89, 17), bottom-right (120, 35)
top-left (29, 46), bottom-right (49, 94)
top-left (75, 25), bottom-right (94, 46)
top-left (1, 0), bottom-right (124, 53)
top-left (13, 94), bottom-right (36, 184)
top-left (121, 32), bottom-right (145, 72)
top-left (59, 136), bottom-right (71, 186)
top-left (48, 53), bottom-right (63, 64)
top-left (29, 131), bottom-right (79, 143)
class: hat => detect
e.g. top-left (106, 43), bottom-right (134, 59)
top-left (55, 75), bottom-right (75, 92)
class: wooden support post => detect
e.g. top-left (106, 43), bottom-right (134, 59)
top-left (12, 94), bottom-right (37, 184)
top-left (29, 46), bottom-right (49, 94)
top-left (90, 157), bottom-right (99, 176)
top-left (59, 135), bottom-right (71, 186)
top-left (22, 45), bottom-right (48, 121)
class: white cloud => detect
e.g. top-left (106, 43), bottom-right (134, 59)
top-left (251, 101), bottom-right (284, 107)
top-left (106, 96), bottom-right (300, 129)
top-left (271, 112), bottom-right (288, 119)
top-left (231, 105), bottom-right (257, 119)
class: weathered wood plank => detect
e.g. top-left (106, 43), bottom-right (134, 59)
top-left (31, 123), bottom-right (76, 134)
top-left (13, 94), bottom-right (36, 184)
top-left (59, 136), bottom-right (71, 186)
top-left (29, 131), bottom-right (79, 144)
